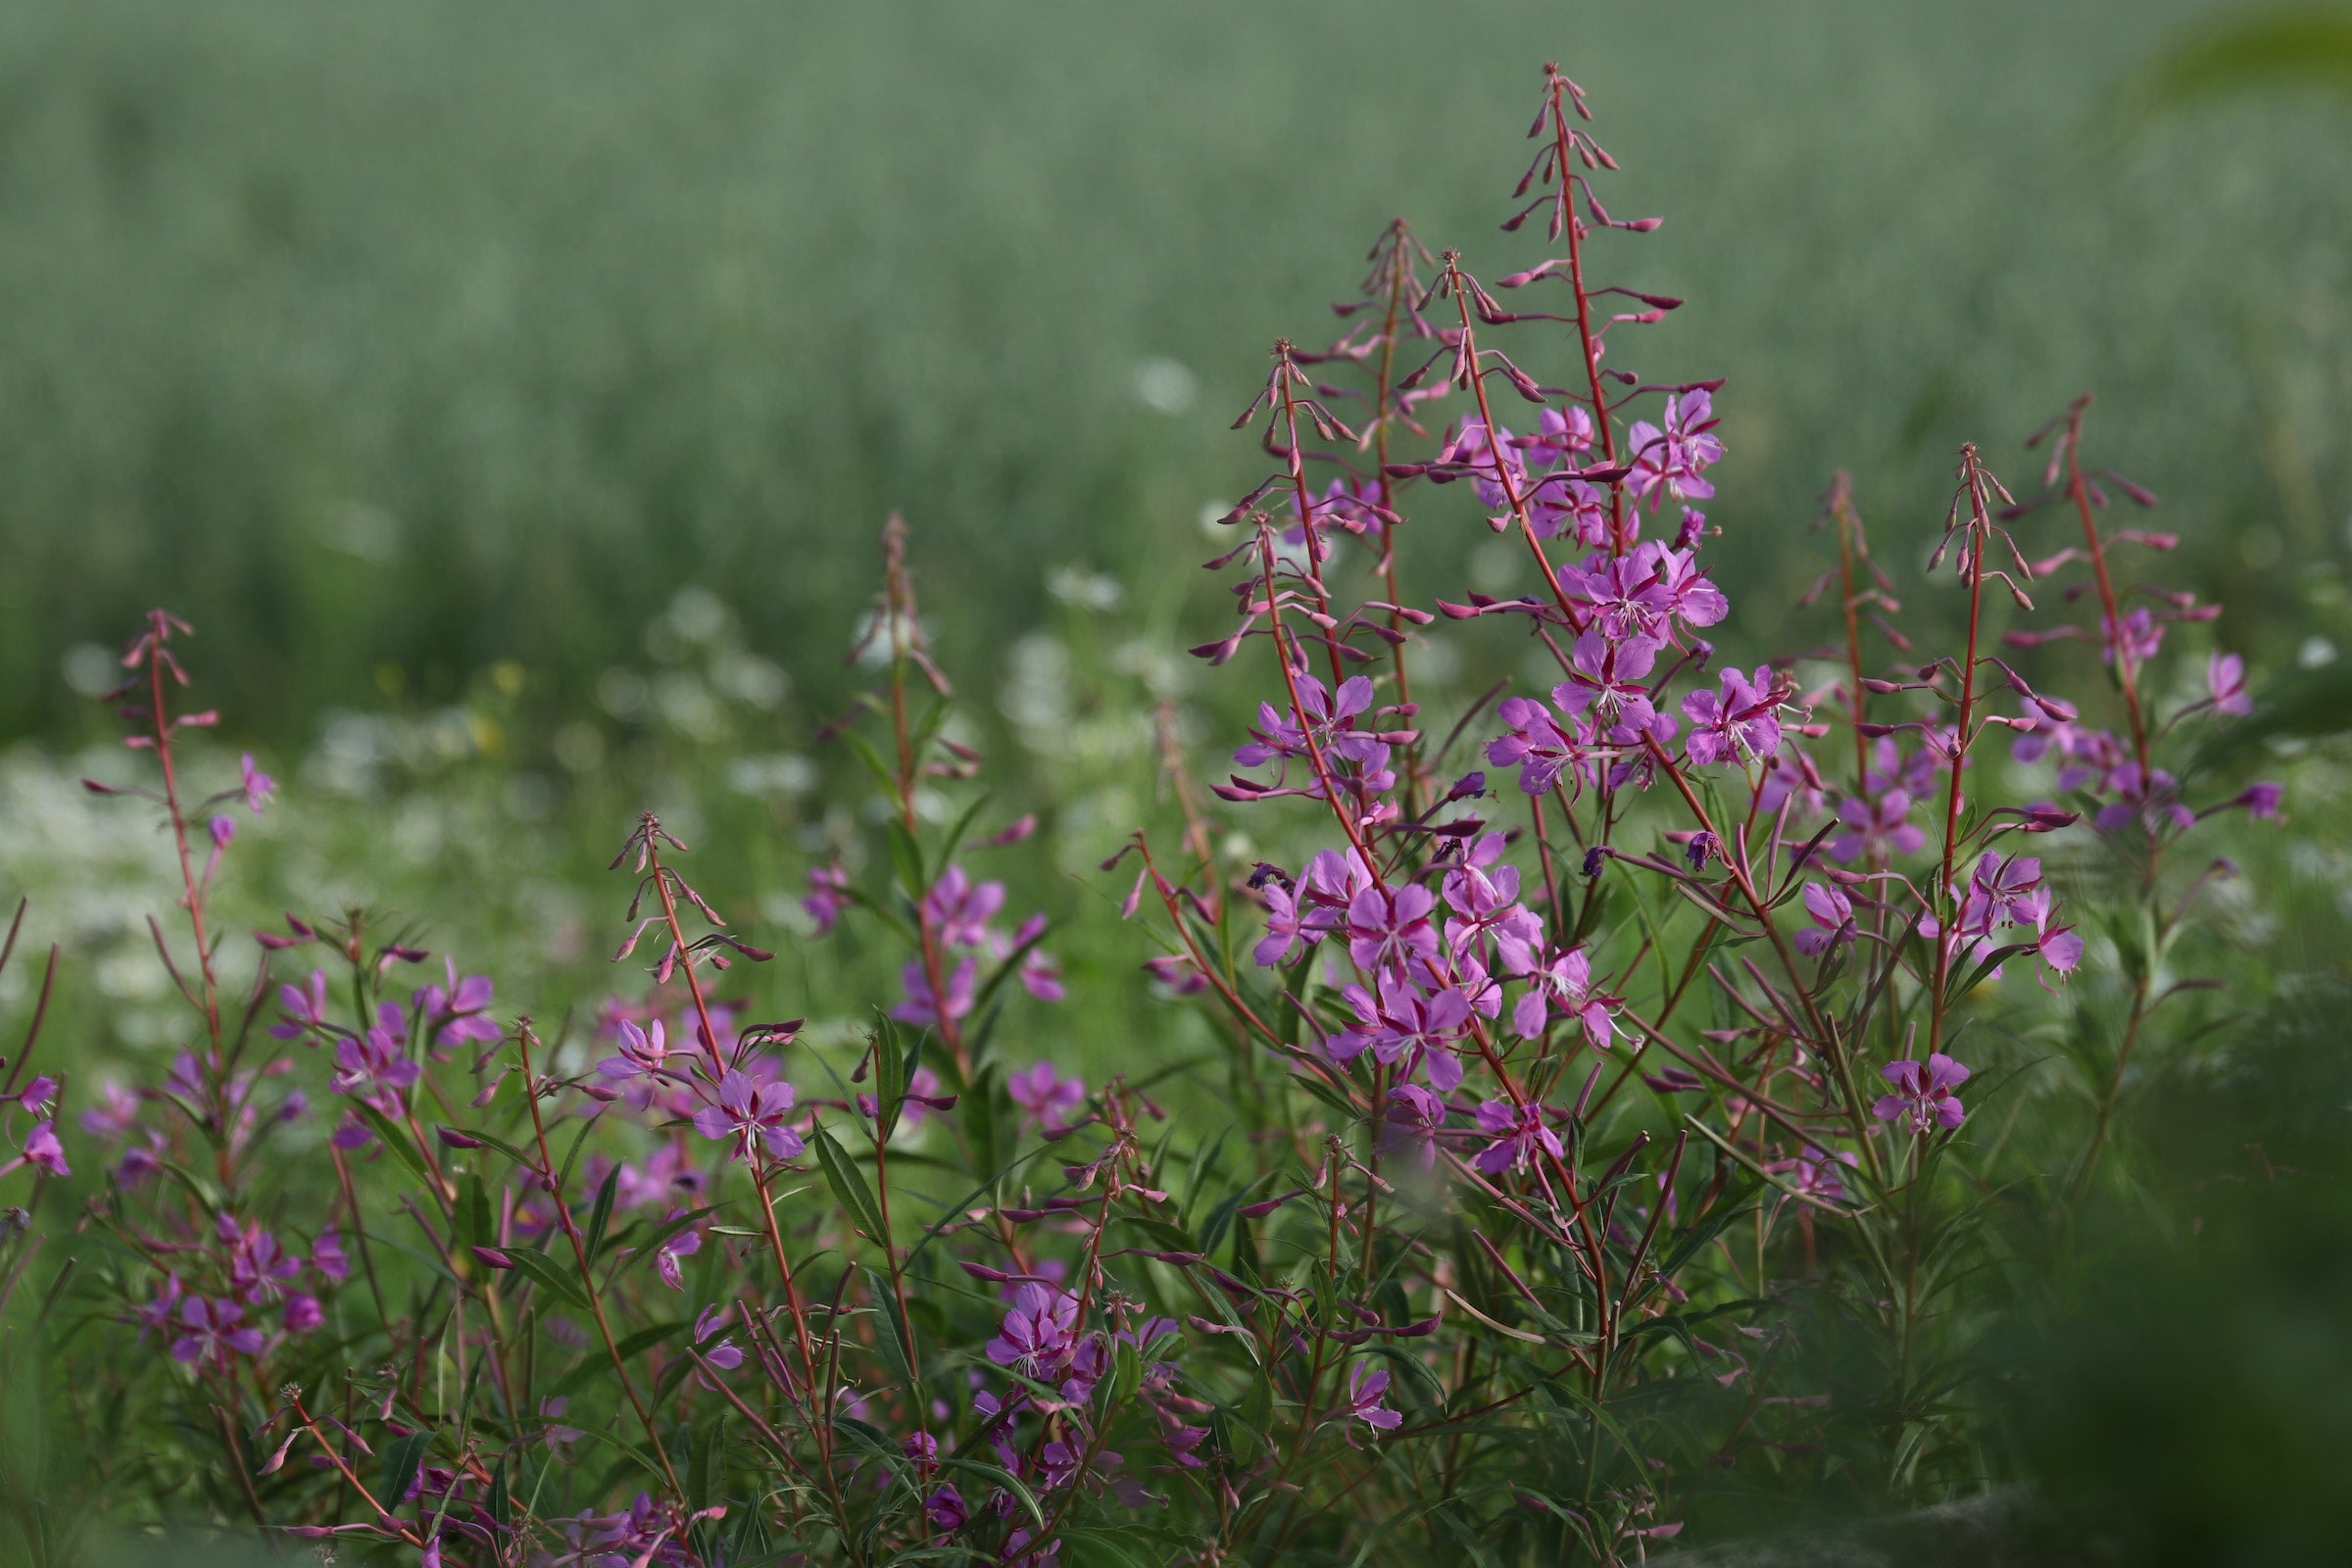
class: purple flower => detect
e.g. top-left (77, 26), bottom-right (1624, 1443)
top-left (2206, 651), bottom-right (2252, 716)
top-left (171, 1296), bottom-right (266, 1369)
top-left (1006, 1061), bottom-right (1086, 1133)
top-left (1681, 665), bottom-right (1783, 766)
top-left (1338, 973), bottom-right (1471, 1092)
top-left (691, 1070), bottom-right (804, 1163)
top-left (1650, 545), bottom-right (1730, 630)
top-left (2235, 781), bottom-right (2284, 820)
top-left (1235, 673), bottom-right (1384, 775)
top-left (239, 753), bottom-right (275, 813)
top-left (655, 1220), bottom-right (702, 1290)
top-left (804, 863), bottom-right (853, 935)
top-left (1872, 1054), bottom-right (1970, 1134)
top-left (282, 1293), bottom-right (323, 1333)
top-left (79, 1081), bottom-right (140, 1141)
top-left (596, 1018), bottom-right (675, 1086)
top-left (1006, 913), bottom-right (1064, 1002)
top-left (1254, 875), bottom-right (1321, 968)
top-left (270, 969), bottom-right (332, 1042)
top-left (221, 1214), bottom-right (303, 1301)
top-left (1958, 853), bottom-right (2042, 937)
top-left (419, 958), bottom-right (501, 1046)
top-left (331, 1028), bottom-right (420, 1115)
top-left (986, 1284), bottom-right (1081, 1381)
top-left (207, 814), bottom-right (236, 850)
top-left (925, 1484), bottom-right (969, 1532)
top-left (21, 1119), bottom-right (69, 1178)
top-left (1345, 1362), bottom-right (1402, 1432)
top-left (1625, 388), bottom-right (1723, 509)
top-left (2016, 888), bottom-right (2084, 975)
top-left (1472, 1099), bottom-right (1563, 1175)
top-left (133, 1275), bottom-right (184, 1343)
top-left (1553, 630), bottom-right (1660, 730)
top-left (1767, 1144), bottom-right (1858, 1202)
top-left (2103, 608), bottom-right (2163, 665)
top-left (1485, 696), bottom-right (1586, 796)
top-left (694, 1303), bottom-right (744, 1371)
top-left (1829, 789), bottom-right (1926, 863)
top-left (1345, 883), bottom-right (1441, 974)
top-left (1439, 833), bottom-right (1526, 940)
top-left (540, 1396), bottom-right (583, 1456)
top-left (1522, 403), bottom-right (1594, 466)
top-left (1529, 474), bottom-right (1611, 544)
top-left (891, 956), bottom-right (975, 1028)
top-left (922, 865), bottom-right (1005, 949)
top-left (1791, 882), bottom-right (1856, 957)
top-left (313, 1226), bottom-right (349, 1282)
top-left (1504, 945), bottom-right (1613, 1050)
top-left (1383, 1086), bottom-right (1447, 1171)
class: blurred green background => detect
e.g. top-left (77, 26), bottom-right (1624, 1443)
top-left (0, 0), bottom-right (2344, 745)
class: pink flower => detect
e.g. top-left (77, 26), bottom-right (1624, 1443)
top-left (1342, 973), bottom-right (1471, 1092)
top-left (1872, 1054), bottom-right (1970, 1134)
top-left (1767, 1144), bottom-right (1858, 1202)
top-left (691, 1070), bottom-right (804, 1163)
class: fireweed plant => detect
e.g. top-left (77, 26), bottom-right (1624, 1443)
top-left (0, 64), bottom-right (2287, 1567)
